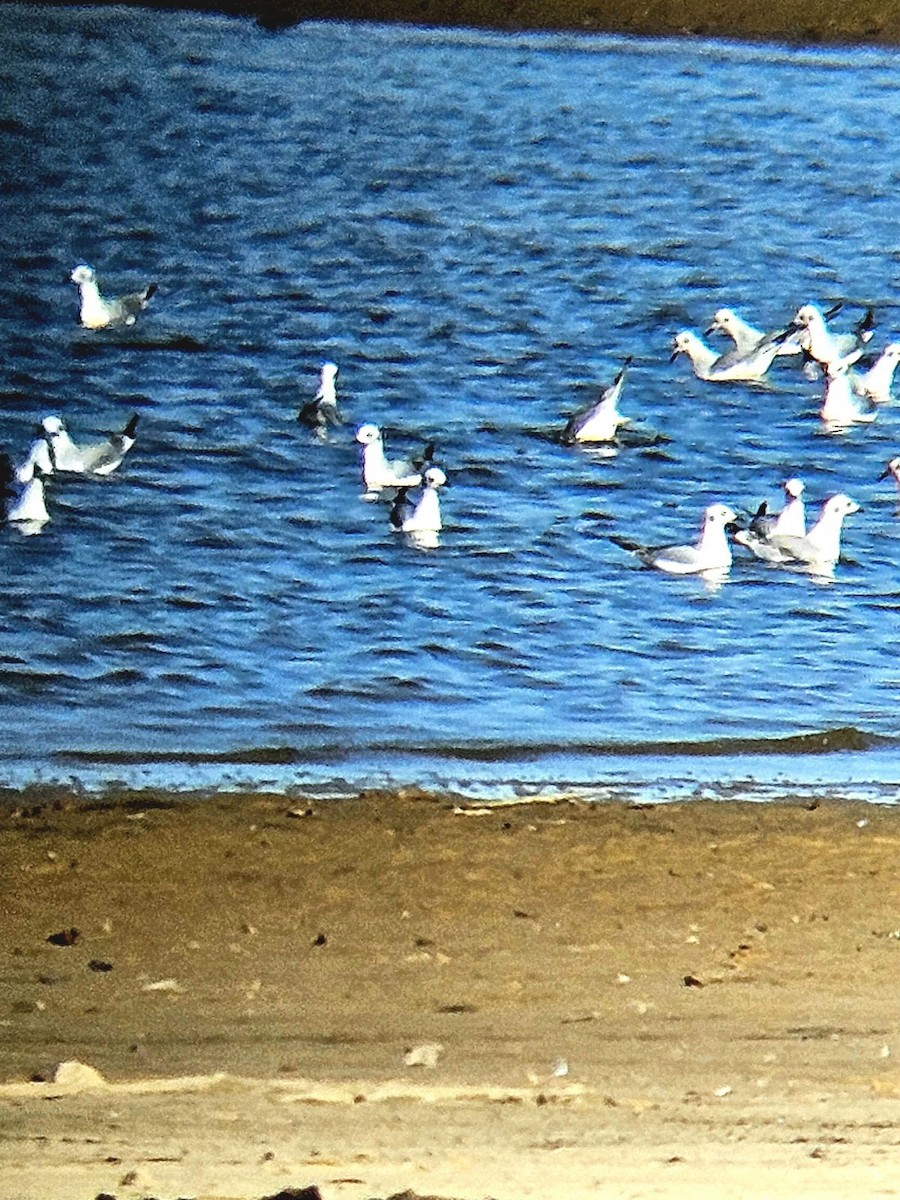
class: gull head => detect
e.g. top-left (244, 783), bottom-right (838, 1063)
top-left (70, 265), bottom-right (95, 285)
top-left (41, 416), bottom-right (65, 435)
top-left (704, 503), bottom-right (738, 528)
top-left (355, 423), bottom-right (382, 446)
top-left (670, 331), bottom-right (697, 360)
top-left (708, 308), bottom-right (738, 334)
top-left (783, 478), bottom-right (805, 499)
top-left (824, 493), bottom-right (861, 519)
top-left (321, 361), bottom-right (338, 380)
top-left (792, 304), bottom-right (823, 329)
top-left (422, 466), bottom-right (447, 489)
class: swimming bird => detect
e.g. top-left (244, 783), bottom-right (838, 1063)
top-left (791, 303), bottom-right (875, 373)
top-left (765, 493), bottom-right (860, 570)
top-left (562, 357), bottom-right (631, 444)
top-left (753, 478), bottom-right (807, 539)
top-left (820, 363), bottom-right (877, 427)
top-left (17, 415), bottom-right (140, 480)
top-left (355, 423), bottom-right (434, 492)
top-left (610, 503), bottom-right (738, 575)
top-left (70, 264), bottom-right (157, 329)
top-left (852, 343), bottom-right (900, 405)
top-left (670, 330), bottom-right (782, 382)
top-left (390, 466), bottom-right (447, 533)
top-left (6, 461), bottom-right (50, 528)
top-left (297, 362), bottom-right (342, 436)
top-left (878, 457), bottom-right (900, 495)
top-left (707, 308), bottom-right (802, 358)
top-left (734, 478), bottom-right (806, 560)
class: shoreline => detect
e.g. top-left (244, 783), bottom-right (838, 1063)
top-left (4, 790), bottom-right (900, 1197)
top-left (10, 0), bottom-right (900, 47)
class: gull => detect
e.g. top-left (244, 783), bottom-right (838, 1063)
top-left (852, 343), bottom-right (900, 405)
top-left (734, 478), bottom-right (806, 561)
top-left (763, 493), bottom-right (860, 571)
top-left (297, 362), bottom-right (342, 436)
top-left (5, 460), bottom-right (50, 529)
top-left (752, 477), bottom-right (807, 538)
top-left (390, 466), bottom-right (447, 533)
top-left (70, 264), bottom-right (157, 329)
top-left (707, 308), bottom-right (802, 358)
top-left (355, 423), bottom-right (433, 492)
top-left (17, 415), bottom-right (139, 480)
top-left (562, 357), bottom-right (631, 444)
top-left (670, 330), bottom-right (782, 382)
top-left (790, 303), bottom-right (875, 373)
top-left (610, 503), bottom-right (738, 575)
top-left (820, 363), bottom-right (876, 427)
top-left (878, 457), bottom-right (900, 495)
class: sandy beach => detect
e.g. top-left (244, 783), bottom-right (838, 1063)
top-left (3, 789), bottom-right (900, 1197)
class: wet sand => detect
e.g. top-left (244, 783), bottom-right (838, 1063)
top-left (3, 789), bottom-right (900, 1198)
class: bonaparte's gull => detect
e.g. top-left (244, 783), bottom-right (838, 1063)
top-left (17, 415), bottom-right (139, 480)
top-left (562, 357), bottom-right (631, 444)
top-left (852, 343), bottom-right (900, 405)
top-left (707, 308), bottom-right (802, 358)
top-left (765, 493), bottom-right (860, 570)
top-left (734, 478), bottom-right (806, 560)
top-left (298, 362), bottom-right (342, 436)
top-left (791, 303), bottom-right (875, 372)
top-left (878, 457), bottom-right (900, 494)
top-left (355, 423), bottom-right (433, 492)
top-left (5, 462), bottom-right (50, 528)
top-left (754, 477), bottom-right (807, 538)
top-left (70, 264), bottom-right (157, 329)
top-left (390, 466), bottom-right (447, 533)
top-left (820, 364), bottom-right (877, 427)
top-left (610, 503), bottom-right (738, 574)
top-left (670, 330), bottom-right (782, 382)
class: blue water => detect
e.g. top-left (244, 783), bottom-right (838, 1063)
top-left (1, 7), bottom-right (900, 802)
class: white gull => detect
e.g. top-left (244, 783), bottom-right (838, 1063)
top-left (707, 308), bottom-right (802, 358)
top-left (70, 264), bottom-right (157, 329)
top-left (355, 423), bottom-right (433, 493)
top-left (852, 343), bottom-right (900, 405)
top-left (820, 363), bottom-right (876, 428)
top-left (297, 362), bottom-right (342, 437)
top-left (562, 357), bottom-right (631, 444)
top-left (611, 503), bottom-right (738, 575)
top-left (670, 330), bottom-right (782, 382)
top-left (390, 466), bottom-right (447, 534)
top-left (17, 415), bottom-right (139, 480)
top-left (790, 303), bottom-right (875, 373)
top-left (766, 494), bottom-right (860, 571)
top-left (734, 478), bottom-right (806, 561)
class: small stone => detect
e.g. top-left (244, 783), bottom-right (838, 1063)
top-left (53, 1060), bottom-right (106, 1090)
top-left (403, 1042), bottom-right (443, 1068)
top-left (47, 928), bottom-right (80, 947)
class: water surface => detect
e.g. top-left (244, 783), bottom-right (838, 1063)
top-left (1, 10), bottom-right (900, 801)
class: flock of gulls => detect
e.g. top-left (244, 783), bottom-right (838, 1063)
top-left (0, 266), bottom-right (152, 533)
top-left (5, 264), bottom-right (899, 577)
top-left (295, 291), bottom-right (900, 575)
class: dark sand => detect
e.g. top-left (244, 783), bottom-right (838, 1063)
top-left (3, 790), bottom-right (900, 1197)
